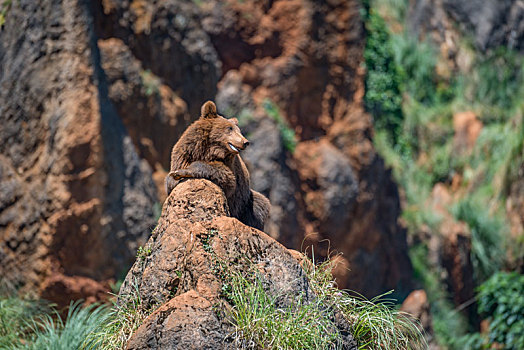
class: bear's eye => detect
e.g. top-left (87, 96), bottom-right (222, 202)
top-left (228, 126), bottom-right (233, 131)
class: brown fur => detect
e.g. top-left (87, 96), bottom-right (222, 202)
top-left (165, 101), bottom-right (270, 230)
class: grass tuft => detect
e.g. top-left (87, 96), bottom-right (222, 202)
top-left (26, 301), bottom-right (110, 350)
top-left (0, 296), bottom-right (50, 348)
top-left (225, 254), bottom-right (426, 350)
top-left (303, 257), bottom-right (427, 350)
top-left (83, 280), bottom-right (154, 350)
top-left (226, 268), bottom-right (343, 349)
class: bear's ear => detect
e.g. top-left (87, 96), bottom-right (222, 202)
top-left (229, 118), bottom-right (239, 125)
top-left (201, 101), bottom-right (218, 119)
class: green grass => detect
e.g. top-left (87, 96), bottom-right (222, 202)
top-left (0, 295), bottom-right (111, 350)
top-left (468, 48), bottom-right (524, 112)
top-left (0, 278), bottom-right (152, 350)
top-left (391, 34), bottom-right (438, 106)
top-left (26, 302), bottom-right (110, 350)
top-left (451, 198), bottom-right (506, 282)
top-left (226, 268), bottom-right (343, 349)
top-left (303, 257), bottom-right (427, 350)
top-left (84, 280), bottom-right (155, 350)
top-left (222, 251), bottom-right (426, 350)
top-left (0, 296), bottom-right (50, 348)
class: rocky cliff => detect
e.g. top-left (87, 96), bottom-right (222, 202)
top-left (0, 0), bottom-right (412, 305)
top-left (0, 0), bottom-right (158, 305)
top-left (409, 0), bottom-right (524, 66)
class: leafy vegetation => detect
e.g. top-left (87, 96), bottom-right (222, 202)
top-left (364, 0), bottom-right (524, 348)
top-left (263, 99), bottom-right (297, 153)
top-left (446, 272), bottom-right (524, 350)
top-left (363, 8), bottom-right (403, 145)
top-left (475, 272), bottom-right (524, 349)
top-left (451, 198), bottom-right (506, 281)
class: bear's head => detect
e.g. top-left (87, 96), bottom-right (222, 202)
top-left (200, 101), bottom-right (250, 159)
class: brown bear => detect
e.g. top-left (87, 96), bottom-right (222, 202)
top-left (165, 101), bottom-right (270, 230)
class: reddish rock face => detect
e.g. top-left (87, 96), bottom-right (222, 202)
top-left (0, 0), bottom-right (413, 305)
top-left (452, 111), bottom-right (483, 155)
top-left (121, 179), bottom-right (358, 349)
top-left (401, 290), bottom-right (432, 332)
top-left (0, 0), bottom-right (156, 306)
top-left (213, 0), bottom-right (413, 298)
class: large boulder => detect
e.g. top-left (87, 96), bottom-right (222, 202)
top-left (0, 0), bottom-right (156, 304)
top-left (119, 179), bottom-right (358, 349)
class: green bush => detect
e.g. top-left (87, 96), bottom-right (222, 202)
top-left (391, 34), bottom-right (437, 105)
top-left (363, 9), bottom-right (404, 145)
top-left (469, 48), bottom-right (524, 112)
top-left (476, 272), bottom-right (524, 350)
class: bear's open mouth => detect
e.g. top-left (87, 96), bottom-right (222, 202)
top-left (228, 143), bottom-right (240, 153)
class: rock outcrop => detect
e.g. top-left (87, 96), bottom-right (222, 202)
top-left (0, 0), bottom-right (413, 305)
top-left (410, 0), bottom-right (524, 53)
top-left (120, 179), bottom-right (358, 349)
